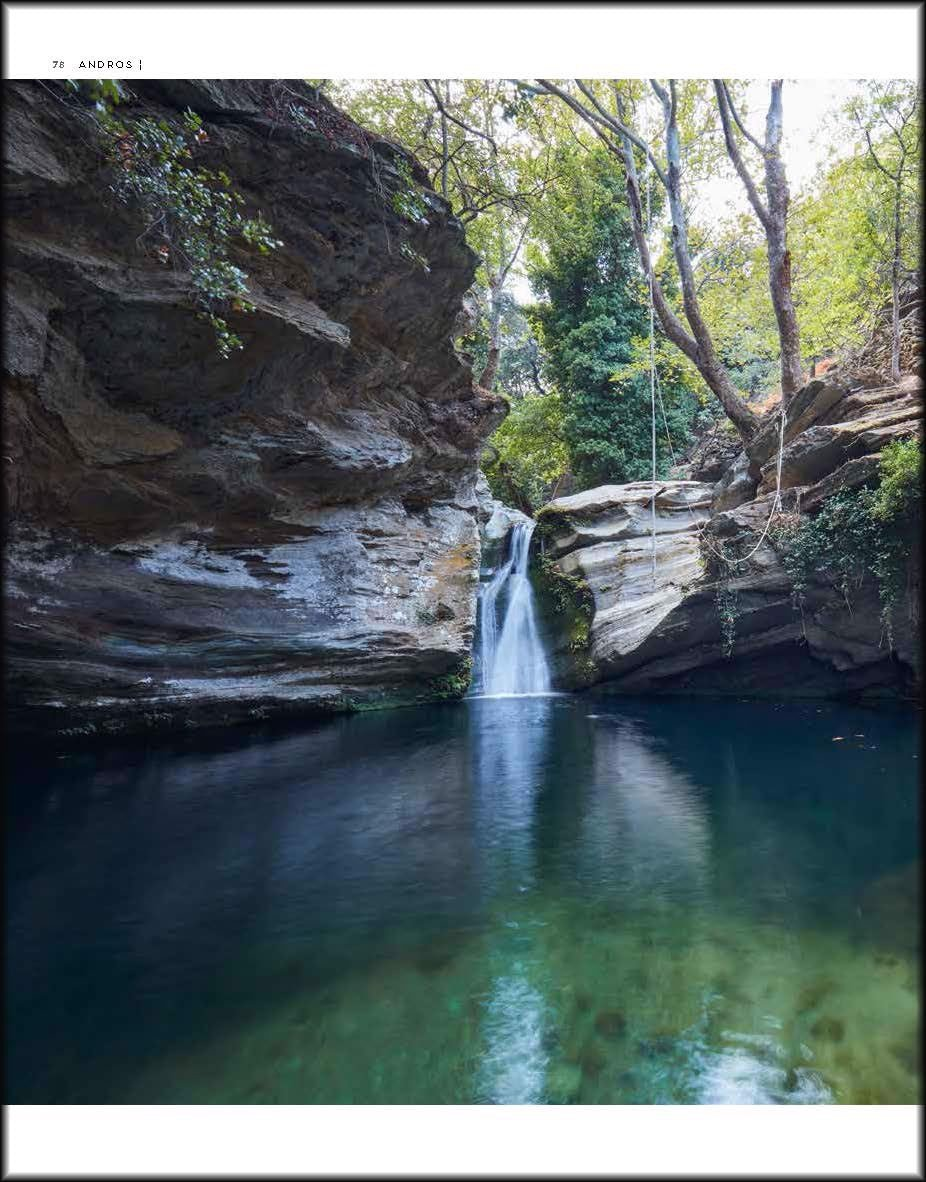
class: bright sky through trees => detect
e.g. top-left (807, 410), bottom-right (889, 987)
top-left (508, 78), bottom-right (861, 303)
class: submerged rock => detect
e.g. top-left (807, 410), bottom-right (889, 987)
top-left (545, 1061), bottom-right (583, 1102)
top-left (3, 81), bottom-right (505, 741)
top-left (593, 1010), bottom-right (628, 1039)
top-left (810, 1015), bottom-right (846, 1043)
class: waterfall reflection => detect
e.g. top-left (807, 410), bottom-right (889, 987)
top-left (578, 715), bottom-right (712, 906)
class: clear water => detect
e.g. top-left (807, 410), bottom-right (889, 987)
top-left (472, 520), bottom-right (551, 696)
top-left (4, 695), bottom-right (919, 1104)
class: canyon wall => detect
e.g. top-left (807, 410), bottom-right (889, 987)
top-left (3, 80), bottom-right (504, 739)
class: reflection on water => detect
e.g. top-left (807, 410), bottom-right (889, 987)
top-left (580, 715), bottom-right (711, 906)
top-left (4, 695), bottom-right (920, 1104)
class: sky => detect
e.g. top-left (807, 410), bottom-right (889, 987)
top-left (509, 77), bottom-right (865, 303)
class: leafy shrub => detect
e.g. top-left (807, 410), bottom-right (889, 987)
top-left (772, 440), bottom-right (921, 644)
top-left (96, 105), bottom-right (282, 356)
top-left (870, 437), bottom-right (922, 523)
top-left (482, 390), bottom-right (570, 511)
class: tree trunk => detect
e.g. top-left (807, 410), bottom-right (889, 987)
top-left (715, 79), bottom-right (803, 410)
top-left (762, 82), bottom-right (803, 406)
top-left (766, 226), bottom-right (803, 405)
top-left (649, 84), bottom-right (760, 441)
top-left (532, 78), bottom-right (761, 443)
top-left (891, 176), bottom-right (903, 383)
top-left (478, 276), bottom-right (502, 390)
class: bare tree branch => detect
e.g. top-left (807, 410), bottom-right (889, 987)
top-left (713, 79), bottom-right (770, 230)
top-left (720, 80), bottom-right (764, 152)
top-left (534, 78), bottom-right (670, 189)
top-left (421, 79), bottom-right (499, 154)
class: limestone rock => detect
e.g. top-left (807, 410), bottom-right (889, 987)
top-left (712, 453), bottom-right (759, 514)
top-left (534, 481), bottom-right (712, 687)
top-left (3, 80), bottom-right (504, 740)
top-left (534, 370), bottom-right (920, 699)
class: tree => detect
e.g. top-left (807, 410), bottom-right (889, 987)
top-left (481, 389), bottom-right (569, 513)
top-left (713, 79), bottom-right (803, 404)
top-left (846, 80), bottom-right (921, 382)
top-left (528, 79), bottom-right (762, 444)
top-left (330, 79), bottom-right (553, 392)
top-left (527, 146), bottom-right (699, 489)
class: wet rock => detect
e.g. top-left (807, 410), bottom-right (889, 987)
top-left (415, 950), bottom-right (454, 975)
top-left (577, 1041), bottom-right (607, 1078)
top-left (637, 1036), bottom-right (674, 1058)
top-left (890, 1037), bottom-right (920, 1076)
top-left (594, 1010), bottom-right (627, 1039)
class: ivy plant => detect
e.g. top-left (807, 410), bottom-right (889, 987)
top-left (96, 104), bottom-right (283, 357)
top-left (772, 440), bottom-right (921, 646)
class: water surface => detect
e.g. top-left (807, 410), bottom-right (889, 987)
top-left (5, 695), bottom-right (919, 1104)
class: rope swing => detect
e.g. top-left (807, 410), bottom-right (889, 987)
top-left (639, 96), bottom-right (789, 585)
top-left (645, 138), bottom-right (657, 587)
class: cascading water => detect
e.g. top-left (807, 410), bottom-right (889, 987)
top-left (472, 520), bottom-right (552, 696)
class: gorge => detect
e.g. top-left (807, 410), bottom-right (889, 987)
top-left (3, 75), bottom-right (921, 1111)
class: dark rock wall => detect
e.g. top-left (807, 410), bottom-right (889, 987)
top-left (3, 80), bottom-right (505, 739)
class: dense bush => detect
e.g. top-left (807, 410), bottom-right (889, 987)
top-left (773, 439), bottom-right (921, 642)
top-left (482, 390), bottom-right (570, 512)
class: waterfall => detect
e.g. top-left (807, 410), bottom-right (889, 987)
top-left (472, 520), bottom-right (552, 696)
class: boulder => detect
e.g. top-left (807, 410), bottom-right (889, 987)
top-left (533, 371), bottom-right (920, 699)
top-left (711, 452), bottom-right (759, 513)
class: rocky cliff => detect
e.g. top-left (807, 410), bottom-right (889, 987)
top-left (3, 80), bottom-right (504, 740)
top-left (533, 369), bottom-right (922, 699)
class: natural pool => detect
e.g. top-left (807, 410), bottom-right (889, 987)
top-left (4, 695), bottom-right (920, 1104)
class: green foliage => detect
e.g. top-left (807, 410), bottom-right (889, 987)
top-left (527, 149), bottom-right (701, 491)
top-left (482, 389), bottom-right (569, 511)
top-left (530, 551), bottom-right (596, 683)
top-left (773, 442), bottom-right (921, 644)
top-left (698, 95), bottom-right (921, 384)
top-left (96, 105), bottom-right (283, 357)
top-left (870, 438), bottom-right (922, 523)
top-left (428, 655), bottom-right (473, 700)
top-left (533, 552), bottom-right (593, 622)
top-left (66, 78), bottom-right (128, 107)
top-left (714, 582), bottom-right (740, 659)
top-left (701, 535), bottom-right (746, 657)
top-left (390, 158), bottom-right (430, 225)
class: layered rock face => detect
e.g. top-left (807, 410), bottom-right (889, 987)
top-left (3, 80), bottom-right (504, 739)
top-left (534, 372), bottom-right (921, 697)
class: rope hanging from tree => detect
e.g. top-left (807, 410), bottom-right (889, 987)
top-left (639, 93), bottom-right (789, 583)
top-left (645, 131), bottom-right (657, 586)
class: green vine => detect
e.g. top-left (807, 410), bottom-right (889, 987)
top-left (771, 439), bottom-right (921, 648)
top-left (714, 582), bottom-right (740, 658)
top-left (532, 553), bottom-right (596, 682)
top-left (428, 655), bottom-right (473, 700)
top-left (95, 102), bottom-right (283, 357)
top-left (703, 536), bottom-right (743, 657)
top-left (390, 158), bottom-right (430, 225)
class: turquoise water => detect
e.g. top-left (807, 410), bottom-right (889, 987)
top-left (4, 695), bottom-right (920, 1104)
